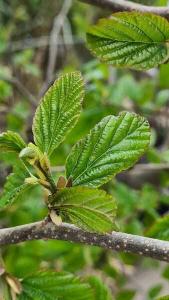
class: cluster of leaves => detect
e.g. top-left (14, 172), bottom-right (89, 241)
top-left (0, 71), bottom-right (150, 234)
top-left (2, 4), bottom-right (169, 300)
top-left (0, 69), bottom-right (151, 299)
top-left (85, 8), bottom-right (169, 241)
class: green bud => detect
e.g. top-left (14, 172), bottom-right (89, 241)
top-left (25, 177), bottom-right (38, 185)
top-left (19, 147), bottom-right (37, 159)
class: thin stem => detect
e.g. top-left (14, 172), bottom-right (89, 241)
top-left (45, 172), bottom-right (57, 194)
top-left (79, 0), bottom-right (169, 20)
top-left (36, 162), bottom-right (57, 194)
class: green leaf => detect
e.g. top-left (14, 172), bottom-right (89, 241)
top-left (33, 72), bottom-right (84, 156)
top-left (0, 164), bottom-right (33, 207)
top-left (19, 271), bottom-right (95, 300)
top-left (87, 276), bottom-right (112, 300)
top-left (116, 290), bottom-right (135, 300)
top-left (66, 111), bottom-right (150, 188)
top-left (156, 296), bottom-right (169, 300)
top-left (147, 215), bottom-right (169, 240)
top-left (50, 186), bottom-right (117, 233)
top-left (87, 12), bottom-right (169, 70)
top-left (148, 284), bottom-right (162, 299)
top-left (0, 131), bottom-right (26, 153)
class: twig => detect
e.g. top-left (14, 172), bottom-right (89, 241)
top-left (79, 0), bottom-right (169, 20)
top-left (62, 17), bottom-right (74, 47)
top-left (51, 163), bottom-right (169, 175)
top-left (39, 0), bottom-right (72, 98)
top-left (0, 76), bottom-right (37, 107)
top-left (7, 36), bottom-right (82, 52)
top-left (130, 163), bottom-right (169, 173)
top-left (46, 0), bottom-right (72, 82)
top-left (0, 220), bottom-right (169, 262)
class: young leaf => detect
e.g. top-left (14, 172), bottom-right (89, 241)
top-left (19, 271), bottom-right (95, 300)
top-left (66, 111), bottom-right (150, 188)
top-left (50, 186), bottom-right (117, 233)
top-left (147, 215), bottom-right (169, 240)
top-left (0, 165), bottom-right (33, 207)
top-left (0, 131), bottom-right (26, 153)
top-left (33, 72), bottom-right (84, 156)
top-left (87, 12), bottom-right (169, 70)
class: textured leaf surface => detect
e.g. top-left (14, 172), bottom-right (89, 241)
top-left (87, 12), bottom-right (169, 70)
top-left (0, 164), bottom-right (31, 207)
top-left (19, 272), bottom-right (95, 300)
top-left (66, 111), bottom-right (150, 188)
top-left (50, 186), bottom-right (117, 233)
top-left (147, 215), bottom-right (169, 240)
top-left (0, 131), bottom-right (26, 153)
top-left (33, 72), bottom-right (84, 156)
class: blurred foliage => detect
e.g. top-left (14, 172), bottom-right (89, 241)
top-left (0, 0), bottom-right (169, 299)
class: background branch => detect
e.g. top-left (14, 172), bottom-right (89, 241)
top-left (0, 75), bottom-right (37, 107)
top-left (79, 0), bottom-right (169, 19)
top-left (0, 220), bottom-right (169, 263)
top-left (46, 0), bottom-right (72, 84)
top-left (39, 0), bottom-right (72, 98)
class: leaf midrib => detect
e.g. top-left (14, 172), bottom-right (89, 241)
top-left (55, 203), bottom-right (113, 219)
top-left (72, 116), bottom-right (146, 184)
top-left (88, 33), bottom-right (169, 45)
top-left (45, 82), bottom-right (66, 155)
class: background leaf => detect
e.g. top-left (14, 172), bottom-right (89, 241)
top-left (0, 164), bottom-right (33, 207)
top-left (66, 111), bottom-right (150, 188)
top-left (147, 215), bottom-right (169, 240)
top-left (51, 186), bottom-right (117, 233)
top-left (19, 271), bottom-right (95, 300)
top-left (116, 290), bottom-right (135, 300)
top-left (156, 297), bottom-right (169, 300)
top-left (87, 276), bottom-right (112, 300)
top-left (33, 72), bottom-right (84, 156)
top-left (87, 12), bottom-right (169, 70)
top-left (0, 131), bottom-right (26, 153)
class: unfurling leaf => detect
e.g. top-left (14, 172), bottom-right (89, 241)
top-left (0, 131), bottom-right (26, 153)
top-left (19, 271), bottom-right (95, 300)
top-left (19, 143), bottom-right (50, 178)
top-left (5, 274), bottom-right (22, 295)
top-left (87, 12), bottom-right (169, 70)
top-left (33, 72), bottom-right (84, 157)
top-left (66, 111), bottom-right (150, 188)
top-left (50, 186), bottom-right (117, 233)
top-left (0, 164), bottom-right (34, 207)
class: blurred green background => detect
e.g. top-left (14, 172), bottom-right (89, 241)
top-left (1, 0), bottom-right (169, 299)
